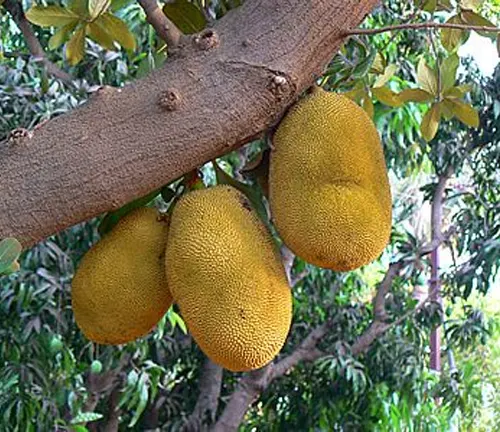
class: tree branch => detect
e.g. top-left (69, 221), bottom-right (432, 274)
top-left (3, 0), bottom-right (74, 84)
top-left (137, 0), bottom-right (183, 48)
top-left (183, 358), bottom-right (223, 431)
top-left (343, 21), bottom-right (500, 36)
top-left (0, 0), bottom-right (380, 247)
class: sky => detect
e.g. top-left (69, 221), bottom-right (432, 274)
top-left (458, 31), bottom-right (499, 76)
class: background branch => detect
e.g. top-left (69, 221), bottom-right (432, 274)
top-left (184, 358), bottom-right (223, 431)
top-left (3, 0), bottom-right (74, 84)
top-left (137, 0), bottom-right (183, 48)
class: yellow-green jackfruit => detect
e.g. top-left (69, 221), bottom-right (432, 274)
top-left (72, 208), bottom-right (173, 345)
top-left (269, 89), bottom-right (392, 271)
top-left (165, 185), bottom-right (292, 372)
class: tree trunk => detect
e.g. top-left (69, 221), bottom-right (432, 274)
top-left (0, 0), bottom-right (379, 247)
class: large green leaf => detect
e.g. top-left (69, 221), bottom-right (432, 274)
top-left (441, 15), bottom-right (469, 52)
top-left (372, 87), bottom-right (403, 107)
top-left (420, 103), bottom-right (441, 141)
top-left (89, 0), bottom-right (111, 20)
top-left (373, 64), bottom-right (398, 88)
top-left (398, 88), bottom-right (433, 103)
top-left (66, 25), bottom-right (86, 65)
top-left (461, 11), bottom-right (497, 38)
top-left (417, 58), bottom-right (438, 96)
top-left (163, 0), bottom-right (207, 34)
top-left (48, 21), bottom-right (79, 50)
top-left (87, 21), bottom-right (116, 50)
top-left (441, 54), bottom-right (459, 91)
top-left (95, 13), bottom-right (136, 50)
top-left (68, 0), bottom-right (89, 18)
top-left (0, 238), bottom-right (22, 274)
top-left (26, 5), bottom-right (80, 27)
top-left (443, 98), bottom-right (479, 127)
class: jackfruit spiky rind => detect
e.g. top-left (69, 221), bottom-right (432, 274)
top-left (165, 185), bottom-right (292, 372)
top-left (269, 89), bottom-right (392, 271)
top-left (72, 208), bottom-right (173, 345)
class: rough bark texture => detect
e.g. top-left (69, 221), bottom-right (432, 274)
top-left (0, 0), bottom-right (379, 247)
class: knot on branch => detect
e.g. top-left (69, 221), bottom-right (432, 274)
top-left (267, 73), bottom-right (292, 100)
top-left (158, 88), bottom-right (181, 111)
top-left (193, 29), bottom-right (219, 51)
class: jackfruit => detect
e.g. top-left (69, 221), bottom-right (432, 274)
top-left (165, 185), bottom-right (292, 372)
top-left (269, 89), bottom-right (392, 271)
top-left (72, 207), bottom-right (173, 345)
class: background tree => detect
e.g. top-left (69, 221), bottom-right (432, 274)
top-left (0, 0), bottom-right (499, 430)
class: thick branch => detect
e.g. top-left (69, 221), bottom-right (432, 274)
top-left (343, 21), bottom-right (500, 36)
top-left (137, 0), bottom-right (183, 48)
top-left (3, 0), bottom-right (74, 84)
top-left (0, 0), bottom-right (380, 247)
top-left (184, 358), bottom-right (223, 431)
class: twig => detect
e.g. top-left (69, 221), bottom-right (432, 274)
top-left (137, 0), bottom-right (183, 49)
top-left (3, 0), bottom-right (74, 84)
top-left (343, 21), bottom-right (500, 37)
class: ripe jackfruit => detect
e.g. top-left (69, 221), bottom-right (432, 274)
top-left (72, 208), bottom-right (173, 345)
top-left (165, 185), bottom-right (292, 372)
top-left (269, 89), bottom-right (392, 271)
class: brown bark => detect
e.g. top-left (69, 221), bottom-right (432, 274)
top-left (183, 358), bottom-right (224, 431)
top-left (0, 0), bottom-right (380, 247)
top-left (137, 0), bottom-right (183, 48)
top-left (3, 0), bottom-right (74, 84)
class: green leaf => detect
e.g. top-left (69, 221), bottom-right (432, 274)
top-left (0, 238), bottom-right (22, 274)
top-left (441, 15), bottom-right (469, 52)
top-left (68, 0), bottom-right (89, 18)
top-left (98, 188), bottom-right (160, 237)
top-left (441, 53), bottom-right (459, 91)
top-left (87, 21), bottom-right (116, 50)
top-left (343, 82), bottom-right (365, 102)
top-left (110, 0), bottom-right (133, 12)
top-left (2, 261), bottom-right (20, 276)
top-left (459, 0), bottom-right (483, 11)
top-left (167, 309), bottom-right (187, 334)
top-left (66, 25), bottom-right (86, 65)
top-left (420, 103), bottom-right (441, 141)
top-left (373, 64), bottom-right (398, 88)
top-left (369, 52), bottom-right (386, 75)
top-left (422, 0), bottom-right (437, 12)
top-left (443, 98), bottom-right (479, 127)
top-left (417, 57), bottom-right (438, 96)
top-left (398, 88), bottom-right (434, 103)
top-left (362, 96), bottom-right (374, 118)
top-left (70, 426), bottom-right (89, 432)
top-left (440, 99), bottom-right (455, 120)
top-left (71, 411), bottom-right (103, 424)
top-left (89, 0), bottom-right (111, 20)
top-left (95, 13), bottom-right (135, 50)
top-left (443, 83), bottom-right (473, 98)
top-left (163, 0), bottom-right (206, 34)
top-left (48, 21), bottom-right (79, 50)
top-left (26, 5), bottom-right (80, 27)
top-left (372, 87), bottom-right (403, 107)
top-left (461, 11), bottom-right (497, 38)
top-left (128, 376), bottom-right (148, 427)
